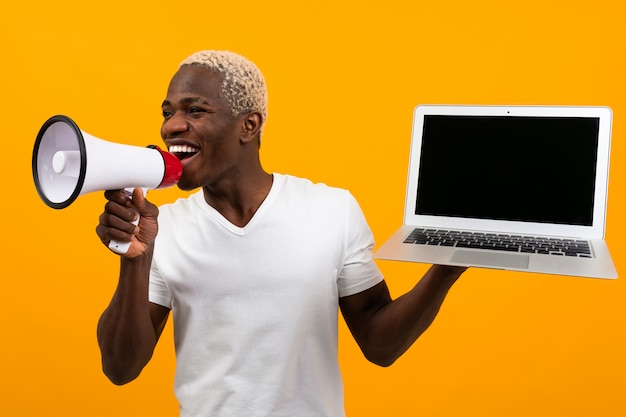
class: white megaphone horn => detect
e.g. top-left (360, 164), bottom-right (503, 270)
top-left (32, 114), bottom-right (183, 254)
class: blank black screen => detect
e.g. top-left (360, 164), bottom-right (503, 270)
top-left (415, 115), bottom-right (599, 226)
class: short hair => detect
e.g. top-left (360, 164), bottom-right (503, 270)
top-left (179, 50), bottom-right (267, 126)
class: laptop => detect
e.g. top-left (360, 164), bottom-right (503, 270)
top-left (375, 105), bottom-right (617, 279)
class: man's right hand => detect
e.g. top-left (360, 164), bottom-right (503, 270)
top-left (96, 187), bottom-right (159, 258)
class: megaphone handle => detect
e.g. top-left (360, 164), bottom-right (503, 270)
top-left (108, 187), bottom-right (149, 255)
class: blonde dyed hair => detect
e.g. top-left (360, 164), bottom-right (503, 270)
top-left (179, 50), bottom-right (268, 126)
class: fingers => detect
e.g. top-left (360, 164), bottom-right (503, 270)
top-left (103, 189), bottom-right (134, 213)
top-left (96, 190), bottom-right (139, 246)
top-left (129, 188), bottom-right (158, 219)
top-left (110, 194), bottom-right (138, 221)
top-left (96, 189), bottom-right (159, 256)
top-left (129, 187), bottom-right (148, 216)
top-left (96, 203), bottom-right (138, 246)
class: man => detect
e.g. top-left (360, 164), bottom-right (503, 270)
top-left (96, 50), bottom-right (466, 417)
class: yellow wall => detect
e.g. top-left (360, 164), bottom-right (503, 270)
top-left (3, 1), bottom-right (625, 415)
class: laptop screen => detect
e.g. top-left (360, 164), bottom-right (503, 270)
top-left (415, 115), bottom-right (600, 226)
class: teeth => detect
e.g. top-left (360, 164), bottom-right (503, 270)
top-left (169, 145), bottom-right (199, 154)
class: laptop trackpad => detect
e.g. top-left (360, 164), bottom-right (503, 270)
top-left (450, 249), bottom-right (530, 269)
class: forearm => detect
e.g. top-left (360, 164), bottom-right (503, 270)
top-left (97, 250), bottom-right (157, 384)
top-left (364, 265), bottom-right (465, 366)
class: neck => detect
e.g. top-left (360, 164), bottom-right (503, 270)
top-left (202, 169), bottom-right (273, 227)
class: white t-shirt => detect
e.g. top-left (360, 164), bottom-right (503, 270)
top-left (149, 173), bottom-right (384, 417)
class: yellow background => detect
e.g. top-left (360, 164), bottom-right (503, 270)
top-left (2, 1), bottom-right (625, 415)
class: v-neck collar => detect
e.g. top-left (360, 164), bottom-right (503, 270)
top-left (191, 174), bottom-right (283, 236)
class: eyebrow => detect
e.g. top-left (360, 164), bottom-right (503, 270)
top-left (161, 97), bottom-right (211, 107)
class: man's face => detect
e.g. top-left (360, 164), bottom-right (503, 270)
top-left (161, 66), bottom-right (244, 190)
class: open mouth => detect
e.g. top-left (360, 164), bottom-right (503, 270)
top-left (168, 144), bottom-right (200, 161)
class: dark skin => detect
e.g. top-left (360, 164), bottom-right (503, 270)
top-left (96, 65), bottom-right (466, 385)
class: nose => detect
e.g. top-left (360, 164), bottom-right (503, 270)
top-left (161, 112), bottom-right (189, 137)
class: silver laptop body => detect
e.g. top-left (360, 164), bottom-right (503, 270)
top-left (375, 105), bottom-right (617, 279)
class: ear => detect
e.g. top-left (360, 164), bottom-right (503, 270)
top-left (240, 111), bottom-right (263, 144)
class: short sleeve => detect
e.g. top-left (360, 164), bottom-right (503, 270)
top-left (149, 261), bottom-right (173, 308)
top-left (337, 193), bottom-right (384, 297)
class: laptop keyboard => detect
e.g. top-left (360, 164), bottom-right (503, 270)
top-left (403, 228), bottom-right (593, 258)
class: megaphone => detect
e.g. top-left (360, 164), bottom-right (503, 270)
top-left (32, 114), bottom-right (182, 253)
